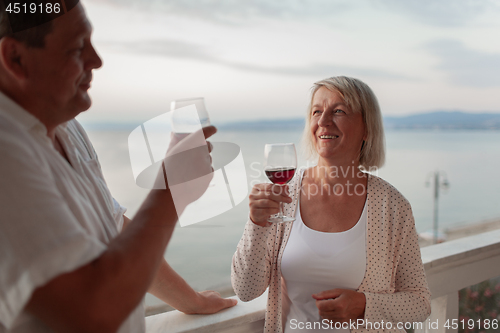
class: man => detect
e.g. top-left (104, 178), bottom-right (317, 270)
top-left (0, 1), bottom-right (236, 332)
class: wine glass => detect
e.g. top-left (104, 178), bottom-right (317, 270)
top-left (170, 97), bottom-right (215, 188)
top-left (170, 97), bottom-right (211, 136)
top-left (264, 143), bottom-right (297, 223)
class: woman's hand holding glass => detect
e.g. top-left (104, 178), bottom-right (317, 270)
top-left (312, 289), bottom-right (366, 323)
top-left (248, 183), bottom-right (293, 227)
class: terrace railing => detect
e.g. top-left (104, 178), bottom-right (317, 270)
top-left (146, 229), bottom-right (500, 333)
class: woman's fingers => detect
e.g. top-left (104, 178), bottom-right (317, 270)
top-left (250, 184), bottom-right (292, 203)
top-left (249, 199), bottom-right (280, 224)
top-left (249, 183), bottom-right (292, 224)
top-left (312, 289), bottom-right (343, 300)
top-left (314, 289), bottom-right (366, 323)
top-left (316, 298), bottom-right (338, 313)
top-left (250, 198), bottom-right (280, 209)
top-left (315, 296), bottom-right (347, 321)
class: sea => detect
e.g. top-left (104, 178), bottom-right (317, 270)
top-left (84, 126), bottom-right (500, 308)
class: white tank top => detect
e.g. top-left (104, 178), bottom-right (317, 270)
top-left (281, 171), bottom-right (367, 333)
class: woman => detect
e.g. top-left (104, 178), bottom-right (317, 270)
top-left (231, 76), bottom-right (431, 333)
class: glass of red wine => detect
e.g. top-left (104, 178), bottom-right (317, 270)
top-left (264, 143), bottom-right (297, 223)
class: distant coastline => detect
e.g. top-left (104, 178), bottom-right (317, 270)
top-left (80, 111), bottom-right (500, 131)
top-left (383, 111), bottom-right (500, 130)
top-left (218, 111), bottom-right (500, 131)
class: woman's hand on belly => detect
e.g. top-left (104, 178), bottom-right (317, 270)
top-left (312, 288), bottom-right (366, 323)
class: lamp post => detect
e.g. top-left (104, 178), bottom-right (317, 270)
top-left (426, 171), bottom-right (450, 244)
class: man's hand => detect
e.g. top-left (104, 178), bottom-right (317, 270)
top-left (312, 289), bottom-right (366, 323)
top-left (186, 290), bottom-right (237, 315)
top-left (167, 131), bottom-right (213, 154)
top-left (162, 126), bottom-right (216, 216)
top-left (166, 127), bottom-right (215, 156)
top-left (148, 260), bottom-right (237, 315)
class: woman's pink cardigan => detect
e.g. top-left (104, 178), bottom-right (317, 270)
top-left (231, 171), bottom-right (431, 333)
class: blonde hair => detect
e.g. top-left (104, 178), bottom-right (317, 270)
top-left (301, 76), bottom-right (385, 169)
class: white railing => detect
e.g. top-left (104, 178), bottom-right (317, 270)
top-left (146, 292), bottom-right (266, 333)
top-left (415, 229), bottom-right (500, 333)
top-left (145, 229), bottom-right (500, 333)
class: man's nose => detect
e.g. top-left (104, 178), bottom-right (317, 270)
top-left (86, 42), bottom-right (103, 70)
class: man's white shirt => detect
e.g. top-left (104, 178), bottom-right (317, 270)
top-left (0, 91), bottom-right (144, 332)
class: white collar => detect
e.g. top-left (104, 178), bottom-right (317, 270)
top-left (0, 90), bottom-right (70, 136)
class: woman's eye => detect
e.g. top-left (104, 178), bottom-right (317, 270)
top-left (312, 110), bottom-right (321, 115)
top-left (334, 109), bottom-right (345, 114)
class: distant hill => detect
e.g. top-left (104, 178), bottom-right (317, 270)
top-left (219, 111), bottom-right (500, 131)
top-left (219, 118), bottom-right (305, 131)
top-left (384, 111), bottom-right (500, 130)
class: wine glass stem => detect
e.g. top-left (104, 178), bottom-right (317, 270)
top-left (278, 202), bottom-right (284, 218)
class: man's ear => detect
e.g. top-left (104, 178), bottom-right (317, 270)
top-left (0, 37), bottom-right (29, 81)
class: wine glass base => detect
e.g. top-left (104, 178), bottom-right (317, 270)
top-left (267, 216), bottom-right (295, 223)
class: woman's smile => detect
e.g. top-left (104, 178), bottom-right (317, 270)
top-left (310, 87), bottom-right (366, 163)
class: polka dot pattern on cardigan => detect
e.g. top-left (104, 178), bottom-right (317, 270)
top-left (231, 169), bottom-right (431, 333)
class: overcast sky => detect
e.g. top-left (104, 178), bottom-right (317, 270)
top-left (77, 0), bottom-right (500, 125)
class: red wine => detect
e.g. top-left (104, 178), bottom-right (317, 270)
top-left (265, 167), bottom-right (296, 184)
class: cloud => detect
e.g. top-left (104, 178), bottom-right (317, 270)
top-left (101, 39), bottom-right (409, 80)
top-left (102, 40), bottom-right (211, 61)
top-left (375, 0), bottom-right (500, 27)
top-left (87, 0), bottom-right (354, 24)
top-left (232, 62), bottom-right (408, 80)
top-left (88, 0), bottom-right (500, 27)
top-left (426, 39), bottom-right (500, 87)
